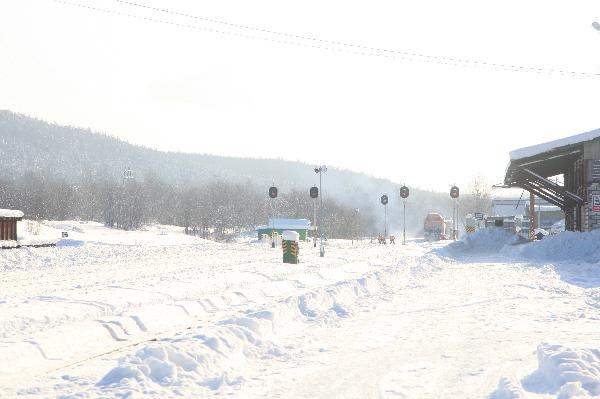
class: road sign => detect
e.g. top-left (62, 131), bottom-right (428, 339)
top-left (400, 186), bottom-right (409, 199)
top-left (593, 195), bottom-right (600, 212)
top-left (381, 194), bottom-right (388, 205)
top-left (474, 212), bottom-right (484, 220)
top-left (269, 186), bottom-right (278, 198)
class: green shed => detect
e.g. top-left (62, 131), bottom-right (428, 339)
top-left (256, 218), bottom-right (311, 241)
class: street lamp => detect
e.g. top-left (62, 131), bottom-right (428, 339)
top-left (314, 165), bottom-right (327, 257)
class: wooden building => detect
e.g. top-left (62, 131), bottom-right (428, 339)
top-left (0, 209), bottom-right (24, 242)
top-left (504, 128), bottom-right (600, 232)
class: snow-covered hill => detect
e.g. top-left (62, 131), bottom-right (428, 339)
top-left (0, 110), bottom-right (453, 234)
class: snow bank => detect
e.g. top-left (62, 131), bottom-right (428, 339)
top-left (439, 228), bottom-right (518, 256)
top-left (515, 229), bottom-right (600, 263)
top-left (441, 228), bottom-right (600, 264)
top-left (489, 378), bottom-right (526, 399)
top-left (492, 343), bottom-right (600, 398)
top-left (88, 268), bottom-right (403, 397)
top-left (0, 240), bottom-right (19, 248)
top-left (525, 344), bottom-right (600, 395)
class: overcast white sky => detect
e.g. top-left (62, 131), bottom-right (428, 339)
top-left (1, 0), bottom-right (599, 190)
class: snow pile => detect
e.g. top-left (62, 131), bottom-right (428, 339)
top-left (282, 230), bottom-right (299, 241)
top-left (88, 269), bottom-right (397, 397)
top-left (0, 240), bottom-right (19, 248)
top-left (492, 343), bottom-right (600, 398)
top-left (489, 378), bottom-right (526, 399)
top-left (442, 228), bottom-right (600, 264)
top-left (439, 228), bottom-right (517, 256)
top-left (515, 229), bottom-right (600, 263)
top-left (97, 320), bottom-right (281, 393)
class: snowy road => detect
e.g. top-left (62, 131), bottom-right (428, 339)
top-left (243, 257), bottom-right (600, 398)
top-left (2, 223), bottom-right (600, 398)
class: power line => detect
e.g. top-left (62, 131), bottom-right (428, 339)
top-left (54, 0), bottom-right (599, 78)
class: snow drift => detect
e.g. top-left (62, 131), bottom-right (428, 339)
top-left (491, 343), bottom-right (600, 398)
top-left (92, 270), bottom-right (395, 397)
top-left (514, 229), bottom-right (600, 264)
top-left (442, 228), bottom-right (600, 264)
top-left (439, 228), bottom-right (518, 256)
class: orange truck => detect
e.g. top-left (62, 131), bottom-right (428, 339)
top-left (423, 213), bottom-right (449, 241)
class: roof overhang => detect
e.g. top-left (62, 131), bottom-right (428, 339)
top-left (505, 146), bottom-right (582, 185)
top-left (504, 145), bottom-right (584, 210)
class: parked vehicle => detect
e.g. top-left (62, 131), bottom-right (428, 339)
top-left (423, 213), bottom-right (449, 241)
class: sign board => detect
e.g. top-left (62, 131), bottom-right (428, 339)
top-left (474, 212), bottom-right (484, 220)
top-left (62, 231), bottom-right (69, 238)
top-left (593, 194), bottom-right (600, 212)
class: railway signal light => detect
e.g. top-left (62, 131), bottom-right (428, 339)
top-left (450, 186), bottom-right (459, 199)
top-left (381, 194), bottom-right (389, 205)
top-left (269, 186), bottom-right (278, 199)
top-left (400, 186), bottom-right (409, 199)
top-left (310, 186), bottom-right (319, 199)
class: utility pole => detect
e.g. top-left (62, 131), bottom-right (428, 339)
top-left (310, 186), bottom-right (318, 247)
top-left (530, 191), bottom-right (536, 240)
top-left (314, 166), bottom-right (327, 257)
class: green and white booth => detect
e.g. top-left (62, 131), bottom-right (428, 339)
top-left (256, 218), bottom-right (311, 241)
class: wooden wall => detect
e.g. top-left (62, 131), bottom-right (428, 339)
top-left (0, 220), bottom-right (17, 241)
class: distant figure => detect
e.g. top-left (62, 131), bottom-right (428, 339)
top-left (389, 235), bottom-right (395, 244)
top-left (377, 235), bottom-right (386, 244)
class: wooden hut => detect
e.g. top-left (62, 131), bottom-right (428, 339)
top-left (0, 209), bottom-right (24, 242)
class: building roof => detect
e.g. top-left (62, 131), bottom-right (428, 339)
top-left (510, 128), bottom-right (600, 161)
top-left (256, 218), bottom-right (311, 231)
top-left (504, 129), bottom-right (598, 211)
top-left (0, 209), bottom-right (24, 218)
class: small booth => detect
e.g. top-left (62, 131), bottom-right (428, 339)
top-left (0, 209), bottom-right (24, 246)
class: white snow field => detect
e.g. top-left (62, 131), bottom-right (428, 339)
top-left (2, 223), bottom-right (600, 398)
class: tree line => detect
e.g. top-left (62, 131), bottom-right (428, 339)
top-left (0, 172), bottom-right (377, 240)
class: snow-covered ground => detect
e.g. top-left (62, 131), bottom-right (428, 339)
top-left (2, 223), bottom-right (600, 398)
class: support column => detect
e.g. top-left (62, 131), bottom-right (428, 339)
top-left (529, 192), bottom-right (536, 239)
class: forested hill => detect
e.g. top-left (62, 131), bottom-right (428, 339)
top-left (0, 110), bottom-right (386, 191)
top-left (0, 110), bottom-right (453, 234)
